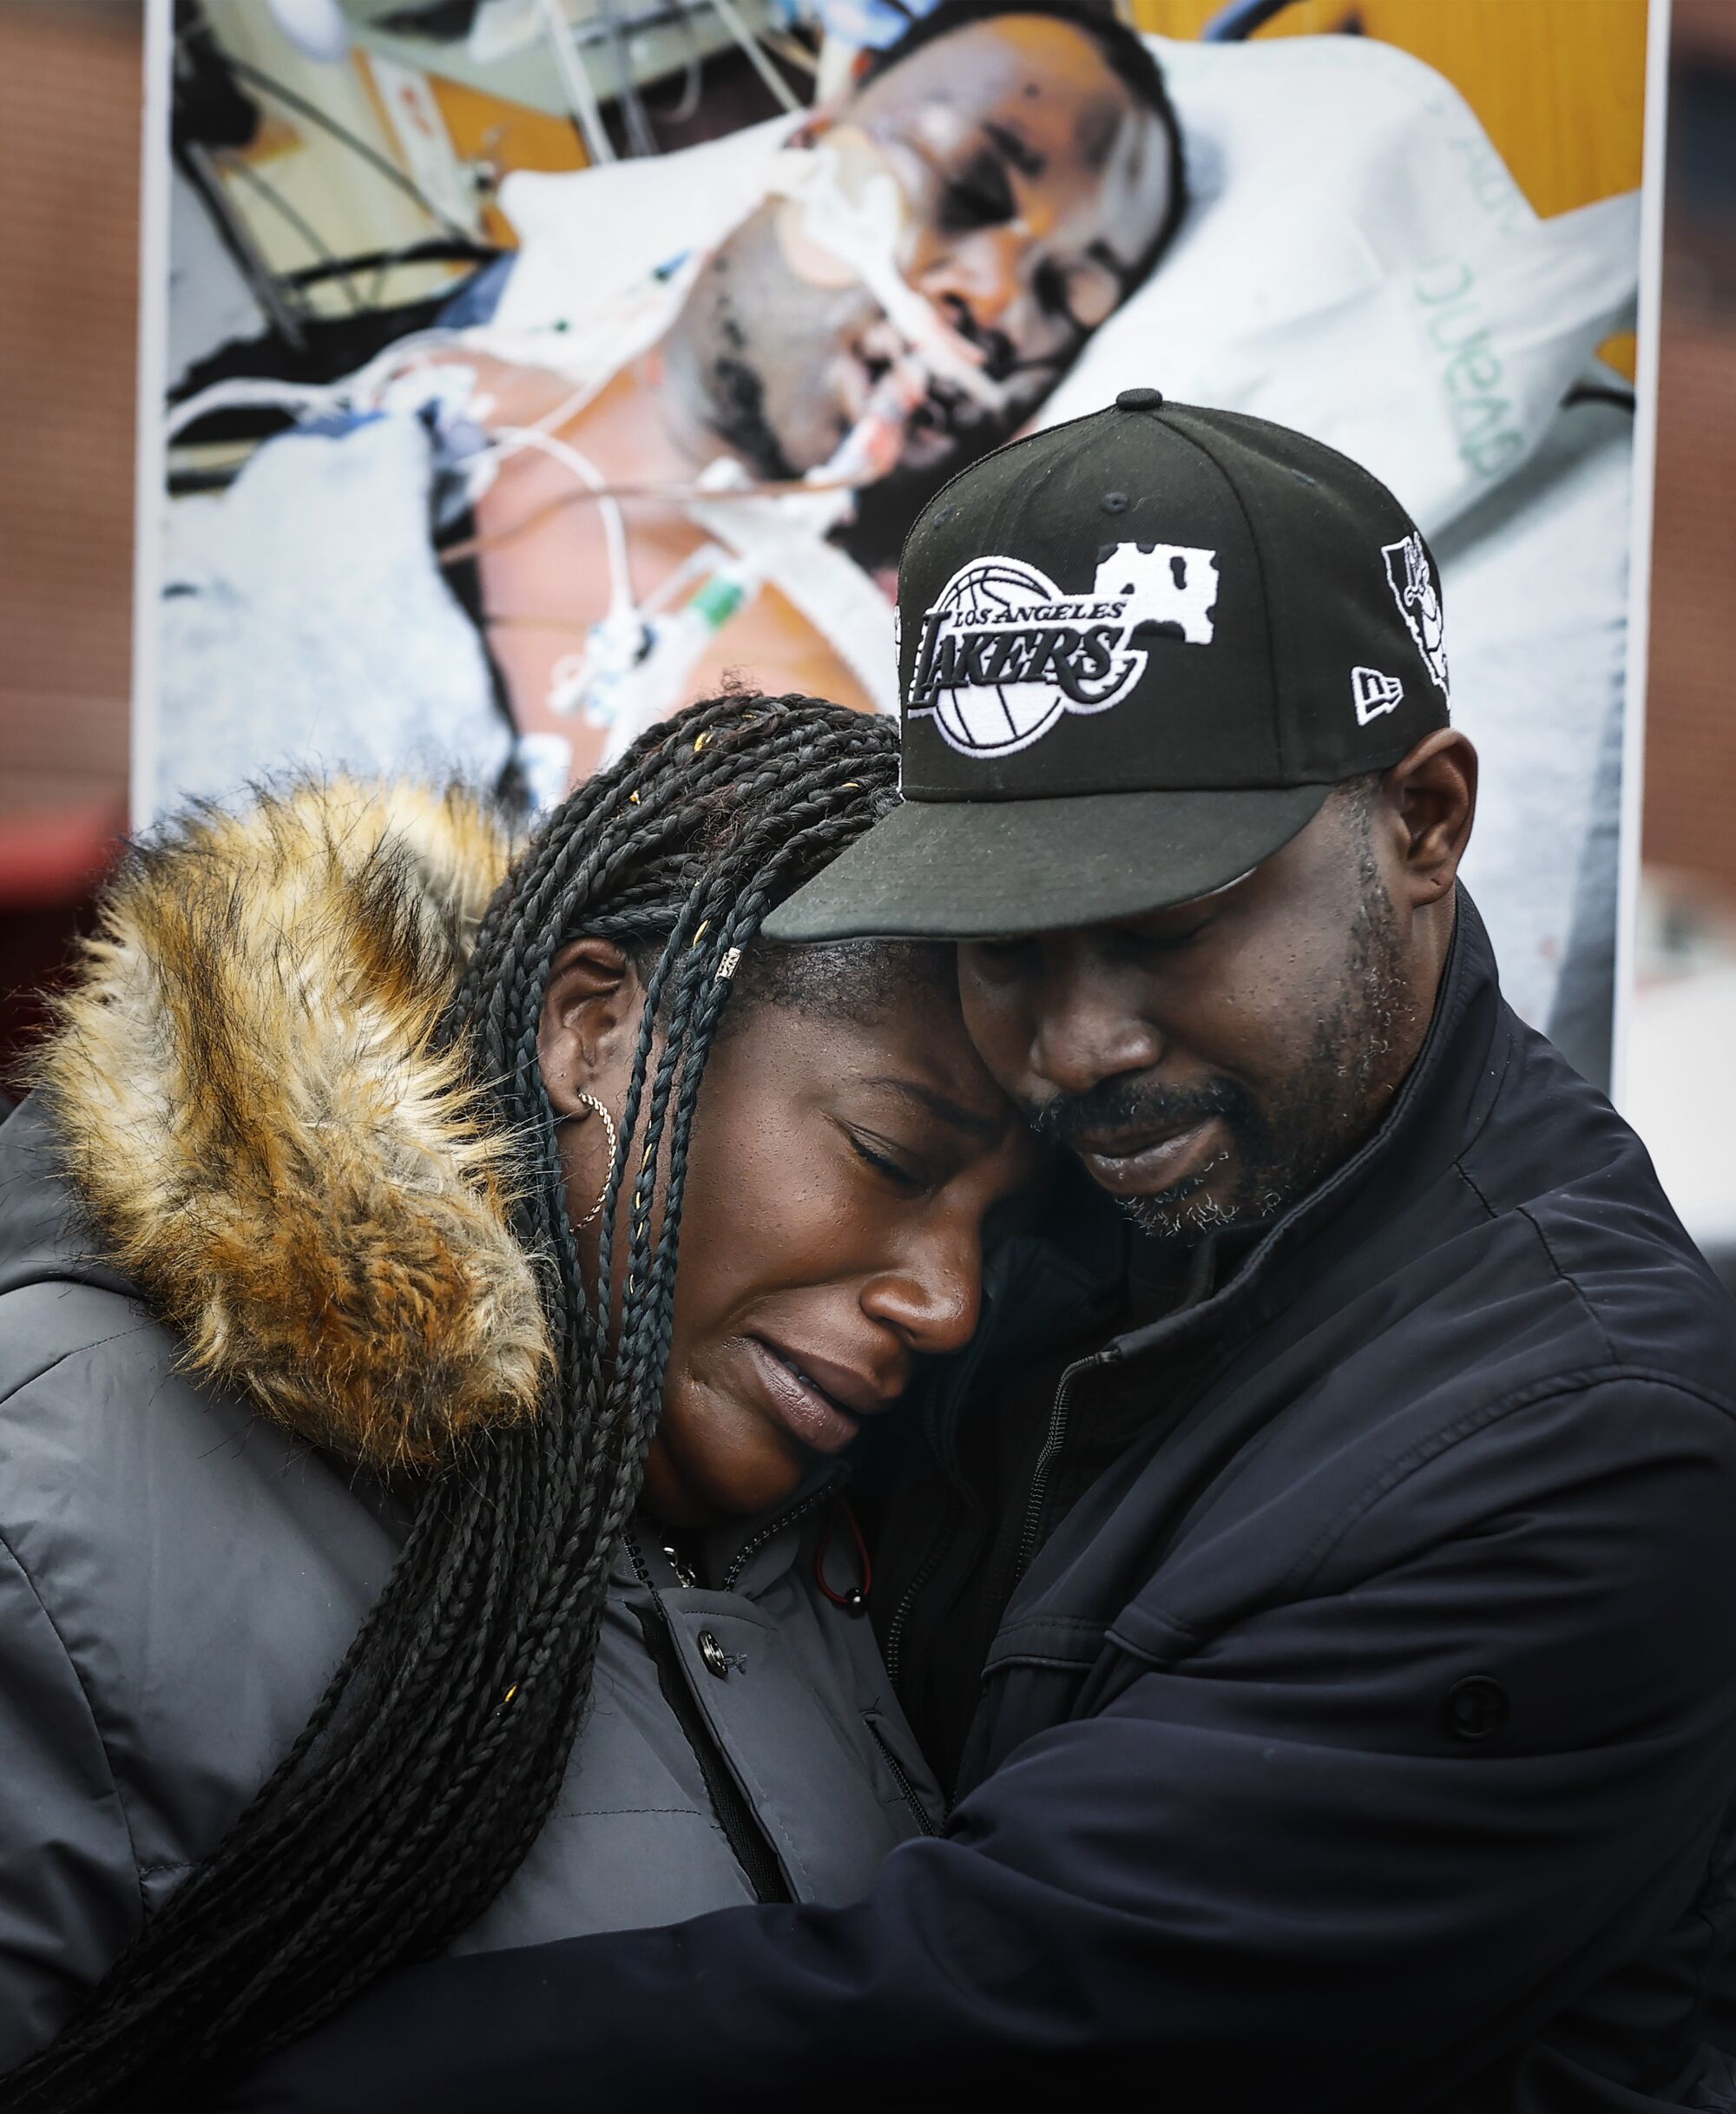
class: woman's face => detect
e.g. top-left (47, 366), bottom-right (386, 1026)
top-left (540, 945), bottom-right (1037, 1525)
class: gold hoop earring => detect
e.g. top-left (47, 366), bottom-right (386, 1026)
top-left (559, 1091), bottom-right (619, 1229)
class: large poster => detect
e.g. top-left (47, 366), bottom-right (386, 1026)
top-left (141, 0), bottom-right (1659, 1083)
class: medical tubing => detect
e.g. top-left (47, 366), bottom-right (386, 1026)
top-left (220, 56), bottom-right (479, 242)
top-left (165, 377), bottom-right (348, 443)
top-left (534, 0), bottom-right (618, 164)
top-left (216, 149), bottom-right (367, 316)
top-left (486, 425), bottom-right (636, 617)
top-left (707, 0), bottom-right (803, 113)
top-left (166, 329), bottom-right (492, 443)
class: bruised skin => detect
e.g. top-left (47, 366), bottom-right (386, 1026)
top-left (462, 16), bottom-right (1174, 780)
top-left (666, 16), bottom-right (1175, 479)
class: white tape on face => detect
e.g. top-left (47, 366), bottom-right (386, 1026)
top-left (765, 139), bottom-right (1009, 412)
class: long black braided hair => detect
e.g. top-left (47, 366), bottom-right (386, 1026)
top-left (6, 693), bottom-right (899, 2111)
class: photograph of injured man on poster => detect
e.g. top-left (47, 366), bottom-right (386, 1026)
top-left (154, 0), bottom-right (1647, 1081)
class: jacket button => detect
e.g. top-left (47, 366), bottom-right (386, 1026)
top-left (698, 1630), bottom-right (729, 1679)
top-left (1443, 1675), bottom-right (1509, 1742)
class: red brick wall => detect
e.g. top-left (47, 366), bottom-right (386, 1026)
top-left (1644, 306), bottom-right (1736, 888)
top-left (0, 1), bottom-right (141, 823)
top-left (1639, 0), bottom-right (1736, 899)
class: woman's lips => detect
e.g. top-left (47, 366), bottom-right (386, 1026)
top-left (744, 1337), bottom-right (861, 1455)
top-left (1075, 1116), bottom-right (1227, 1199)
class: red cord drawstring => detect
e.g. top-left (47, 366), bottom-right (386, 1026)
top-left (814, 1499), bottom-right (871, 1614)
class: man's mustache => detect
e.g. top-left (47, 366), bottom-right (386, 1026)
top-left (1028, 1072), bottom-right (1251, 1153)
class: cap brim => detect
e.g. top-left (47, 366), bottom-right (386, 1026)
top-left (762, 784), bottom-right (1332, 943)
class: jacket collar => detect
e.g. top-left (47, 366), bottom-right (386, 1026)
top-left (23, 780), bottom-right (551, 1473)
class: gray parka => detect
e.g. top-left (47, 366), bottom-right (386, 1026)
top-left (0, 783), bottom-right (938, 2068)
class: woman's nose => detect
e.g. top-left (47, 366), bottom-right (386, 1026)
top-left (860, 1233), bottom-right (981, 1359)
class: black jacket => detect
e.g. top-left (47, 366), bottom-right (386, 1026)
top-left (229, 899), bottom-right (1736, 2114)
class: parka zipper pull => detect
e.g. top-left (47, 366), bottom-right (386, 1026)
top-left (1015, 1342), bottom-right (1121, 1584)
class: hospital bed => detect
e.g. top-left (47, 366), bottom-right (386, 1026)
top-left (152, 27), bottom-right (1640, 1070)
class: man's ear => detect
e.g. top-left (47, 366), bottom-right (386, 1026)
top-left (1385, 729), bottom-right (1478, 910)
top-left (536, 938), bottom-right (646, 1119)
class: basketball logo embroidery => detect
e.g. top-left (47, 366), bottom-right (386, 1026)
top-left (1380, 532), bottom-right (1450, 695)
top-left (907, 544), bottom-right (1220, 758)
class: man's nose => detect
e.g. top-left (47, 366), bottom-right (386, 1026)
top-left (918, 225), bottom-right (1024, 332)
top-left (860, 1227), bottom-right (981, 1360)
top-left (1029, 970), bottom-right (1165, 1099)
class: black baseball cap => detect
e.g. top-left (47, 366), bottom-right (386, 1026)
top-left (765, 389), bottom-right (1450, 942)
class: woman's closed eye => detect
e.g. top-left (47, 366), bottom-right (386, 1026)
top-left (844, 1127), bottom-right (932, 1194)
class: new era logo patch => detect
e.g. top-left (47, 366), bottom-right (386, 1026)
top-left (1352, 667), bottom-right (1404, 725)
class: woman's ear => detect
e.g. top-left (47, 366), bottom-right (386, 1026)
top-left (536, 938), bottom-right (646, 1118)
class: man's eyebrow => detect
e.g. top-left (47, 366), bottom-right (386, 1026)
top-left (983, 122), bottom-right (1046, 181)
top-left (862, 1077), bottom-right (1004, 1143)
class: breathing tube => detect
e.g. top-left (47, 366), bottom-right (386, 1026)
top-left (541, 128), bottom-right (1007, 773)
top-left (165, 128), bottom-right (1003, 793)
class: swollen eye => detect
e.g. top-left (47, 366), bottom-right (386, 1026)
top-left (939, 152), bottom-right (1013, 233)
top-left (1036, 260), bottom-right (1118, 333)
top-left (1067, 263), bottom-right (1121, 331)
top-left (941, 187), bottom-right (1000, 234)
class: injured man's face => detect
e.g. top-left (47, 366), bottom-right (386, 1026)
top-left (661, 13), bottom-right (1177, 493)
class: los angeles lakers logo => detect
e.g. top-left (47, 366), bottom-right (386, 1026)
top-left (907, 544), bottom-right (1220, 759)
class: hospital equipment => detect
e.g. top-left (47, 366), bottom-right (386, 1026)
top-left (167, 120), bottom-right (990, 763)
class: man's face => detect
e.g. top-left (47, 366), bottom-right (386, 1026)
top-left (956, 794), bottom-right (1425, 1244)
top-left (664, 14), bottom-right (1175, 483)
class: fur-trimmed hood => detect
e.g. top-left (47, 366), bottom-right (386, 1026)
top-left (28, 780), bottom-right (551, 1472)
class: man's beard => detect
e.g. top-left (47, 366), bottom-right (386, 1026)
top-left (707, 352), bottom-right (1023, 558)
top-left (1030, 879), bottom-right (1413, 1246)
top-left (669, 204), bottom-right (1057, 564)
top-left (834, 313), bottom-right (1043, 570)
top-left (702, 348), bottom-right (801, 484)
top-left (708, 328), bottom-right (1029, 568)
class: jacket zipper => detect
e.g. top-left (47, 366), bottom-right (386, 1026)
top-left (883, 1235), bottom-right (1128, 1694)
top-left (720, 1474), bottom-right (842, 1592)
top-left (865, 1717), bottom-right (939, 1836)
top-left (1014, 1347), bottom-right (1118, 1584)
top-left (882, 1327), bottom-right (1004, 1691)
top-left (884, 1515), bottom-right (957, 1691)
top-left (625, 1531), bottom-right (792, 1904)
